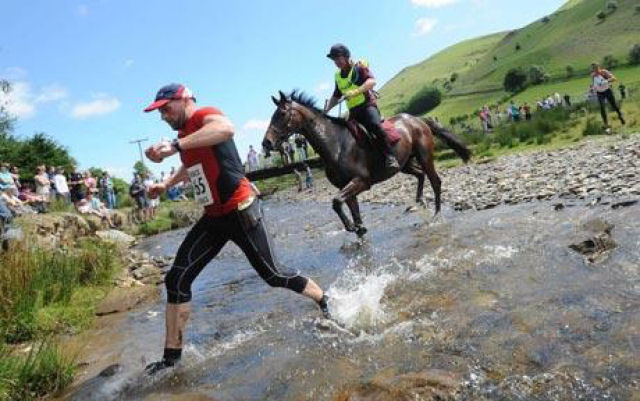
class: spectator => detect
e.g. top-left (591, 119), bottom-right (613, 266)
top-left (0, 195), bottom-right (12, 241)
top-left (0, 163), bottom-right (18, 195)
top-left (47, 166), bottom-right (56, 200)
top-left (554, 92), bottom-right (562, 106)
top-left (510, 101), bottom-right (521, 122)
top-left (563, 94), bottom-right (571, 107)
top-left (53, 167), bottom-right (70, 203)
top-left (247, 145), bottom-right (259, 172)
top-left (69, 167), bottom-right (86, 204)
top-left (590, 62), bottom-right (625, 127)
top-left (293, 168), bottom-right (303, 192)
top-left (129, 173), bottom-right (148, 222)
top-left (287, 138), bottom-right (296, 163)
top-left (34, 165), bottom-right (51, 204)
top-left (619, 84), bottom-right (626, 100)
top-left (1, 187), bottom-right (35, 215)
top-left (304, 163), bottom-right (313, 189)
top-left (19, 184), bottom-right (47, 213)
top-left (523, 103), bottom-right (532, 121)
top-left (294, 134), bottom-right (308, 161)
top-left (479, 108), bottom-right (488, 133)
top-left (101, 171), bottom-right (117, 209)
top-left (84, 171), bottom-right (97, 193)
top-left (9, 166), bottom-right (21, 192)
top-left (144, 174), bottom-right (158, 219)
top-left (78, 190), bottom-right (114, 227)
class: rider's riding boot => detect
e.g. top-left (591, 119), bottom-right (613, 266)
top-left (318, 294), bottom-right (331, 319)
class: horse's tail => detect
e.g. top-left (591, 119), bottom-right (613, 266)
top-left (422, 117), bottom-right (471, 163)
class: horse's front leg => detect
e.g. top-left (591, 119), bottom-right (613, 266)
top-left (346, 197), bottom-right (367, 237)
top-left (332, 178), bottom-right (370, 234)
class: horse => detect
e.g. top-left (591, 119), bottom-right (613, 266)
top-left (262, 91), bottom-right (471, 237)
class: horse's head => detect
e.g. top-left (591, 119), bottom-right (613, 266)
top-left (262, 91), bottom-right (308, 157)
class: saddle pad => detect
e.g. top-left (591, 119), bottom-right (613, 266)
top-left (346, 119), bottom-right (401, 145)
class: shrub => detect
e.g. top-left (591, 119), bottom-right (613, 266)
top-left (503, 68), bottom-right (528, 93)
top-left (541, 16), bottom-right (550, 23)
top-left (565, 65), bottom-right (575, 78)
top-left (493, 56), bottom-right (498, 62)
top-left (602, 54), bottom-right (619, 69)
top-left (0, 342), bottom-right (75, 401)
top-left (636, 5), bottom-right (640, 14)
top-left (515, 43), bottom-right (521, 51)
top-left (606, 0), bottom-right (617, 11)
top-left (528, 65), bottom-right (549, 85)
top-left (583, 118), bottom-right (603, 136)
top-left (450, 72), bottom-right (459, 83)
top-left (629, 44), bottom-right (640, 65)
top-left (402, 86), bottom-right (442, 115)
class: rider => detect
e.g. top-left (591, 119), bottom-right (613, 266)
top-left (323, 43), bottom-right (400, 172)
top-left (142, 83), bottom-right (330, 374)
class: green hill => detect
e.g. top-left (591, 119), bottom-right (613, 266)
top-left (379, 0), bottom-right (640, 119)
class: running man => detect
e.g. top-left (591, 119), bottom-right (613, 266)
top-left (590, 62), bottom-right (625, 128)
top-left (142, 83), bottom-right (330, 374)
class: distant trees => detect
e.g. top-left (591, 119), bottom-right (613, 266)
top-left (565, 65), bottom-right (575, 78)
top-left (401, 86), bottom-right (442, 115)
top-left (503, 68), bottom-right (528, 93)
top-left (528, 65), bottom-right (549, 85)
top-left (602, 54), bottom-right (619, 69)
top-left (133, 161), bottom-right (151, 177)
top-left (629, 44), bottom-right (640, 65)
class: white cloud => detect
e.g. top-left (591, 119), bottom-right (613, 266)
top-left (411, 0), bottom-right (457, 7)
top-left (242, 119), bottom-right (269, 132)
top-left (413, 17), bottom-right (438, 36)
top-left (76, 4), bottom-right (89, 17)
top-left (0, 81), bottom-right (35, 118)
top-left (124, 59), bottom-right (134, 68)
top-left (71, 94), bottom-right (120, 119)
top-left (35, 84), bottom-right (68, 103)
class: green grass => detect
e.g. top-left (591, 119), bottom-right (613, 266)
top-left (0, 237), bottom-right (122, 400)
top-left (380, 0), bottom-right (640, 118)
top-left (0, 341), bottom-right (75, 401)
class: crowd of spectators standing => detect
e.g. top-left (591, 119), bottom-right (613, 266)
top-left (0, 162), bottom-right (190, 238)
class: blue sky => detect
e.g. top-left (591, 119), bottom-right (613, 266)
top-left (1, 0), bottom-right (565, 179)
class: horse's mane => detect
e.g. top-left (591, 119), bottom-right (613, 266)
top-left (287, 90), bottom-right (349, 127)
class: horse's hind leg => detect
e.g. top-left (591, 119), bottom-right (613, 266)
top-left (402, 158), bottom-right (425, 206)
top-left (417, 152), bottom-right (441, 214)
top-left (346, 197), bottom-right (367, 237)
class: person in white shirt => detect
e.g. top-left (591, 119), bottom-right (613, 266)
top-left (143, 174), bottom-right (158, 219)
top-left (590, 62), bottom-right (625, 127)
top-left (53, 167), bottom-right (70, 203)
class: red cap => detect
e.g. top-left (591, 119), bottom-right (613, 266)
top-left (144, 83), bottom-right (195, 112)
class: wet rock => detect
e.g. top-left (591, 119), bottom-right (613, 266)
top-left (569, 219), bottom-right (616, 264)
top-left (132, 263), bottom-right (160, 280)
top-left (98, 363), bottom-right (122, 377)
top-left (334, 369), bottom-right (461, 401)
top-left (95, 286), bottom-right (158, 316)
top-left (611, 199), bottom-right (639, 209)
top-left (95, 229), bottom-right (136, 246)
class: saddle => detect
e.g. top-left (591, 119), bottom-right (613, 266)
top-left (345, 119), bottom-right (402, 146)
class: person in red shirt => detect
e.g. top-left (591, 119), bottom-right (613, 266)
top-left (142, 83), bottom-right (329, 374)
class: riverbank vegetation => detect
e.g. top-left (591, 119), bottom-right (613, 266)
top-left (0, 238), bottom-right (121, 400)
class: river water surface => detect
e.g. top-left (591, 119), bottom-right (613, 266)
top-left (67, 199), bottom-right (640, 400)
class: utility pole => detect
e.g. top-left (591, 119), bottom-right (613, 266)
top-left (129, 138), bottom-right (149, 164)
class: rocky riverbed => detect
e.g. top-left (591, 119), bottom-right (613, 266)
top-left (276, 135), bottom-right (640, 212)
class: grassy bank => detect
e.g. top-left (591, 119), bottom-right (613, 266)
top-left (0, 239), bottom-right (121, 400)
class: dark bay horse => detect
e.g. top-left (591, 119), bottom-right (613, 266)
top-left (262, 91), bottom-right (470, 237)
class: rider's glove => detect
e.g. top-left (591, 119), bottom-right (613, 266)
top-left (344, 88), bottom-right (360, 99)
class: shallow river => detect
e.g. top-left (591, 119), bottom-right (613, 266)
top-left (67, 199), bottom-right (640, 400)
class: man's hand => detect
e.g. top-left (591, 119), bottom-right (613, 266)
top-left (343, 88), bottom-right (360, 99)
top-left (145, 140), bottom-right (177, 163)
top-left (148, 183), bottom-right (167, 199)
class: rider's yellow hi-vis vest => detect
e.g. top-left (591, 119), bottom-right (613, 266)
top-left (335, 63), bottom-right (367, 110)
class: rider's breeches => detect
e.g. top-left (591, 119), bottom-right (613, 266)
top-left (350, 105), bottom-right (391, 153)
top-left (165, 199), bottom-right (308, 304)
top-left (597, 89), bottom-right (623, 125)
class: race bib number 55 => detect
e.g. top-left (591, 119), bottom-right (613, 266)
top-left (187, 164), bottom-right (214, 206)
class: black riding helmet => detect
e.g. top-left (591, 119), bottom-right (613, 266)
top-left (326, 43), bottom-right (350, 59)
